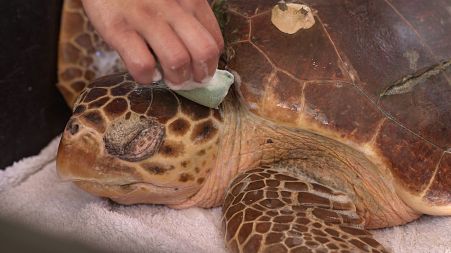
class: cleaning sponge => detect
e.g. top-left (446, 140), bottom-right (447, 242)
top-left (159, 69), bottom-right (235, 109)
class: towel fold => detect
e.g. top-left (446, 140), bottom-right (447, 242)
top-left (0, 137), bottom-right (449, 253)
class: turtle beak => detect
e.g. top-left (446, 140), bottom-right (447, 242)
top-left (56, 127), bottom-right (98, 182)
top-left (73, 180), bottom-right (196, 205)
top-left (56, 126), bottom-right (141, 186)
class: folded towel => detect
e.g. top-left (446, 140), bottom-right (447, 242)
top-left (0, 137), bottom-right (449, 253)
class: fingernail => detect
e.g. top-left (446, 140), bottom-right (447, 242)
top-left (165, 79), bottom-right (183, 90)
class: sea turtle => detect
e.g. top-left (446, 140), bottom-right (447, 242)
top-left (56, 0), bottom-right (451, 252)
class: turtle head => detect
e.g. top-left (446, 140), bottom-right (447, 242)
top-left (57, 73), bottom-right (223, 205)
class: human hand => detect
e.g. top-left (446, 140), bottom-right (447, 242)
top-left (81, 0), bottom-right (224, 87)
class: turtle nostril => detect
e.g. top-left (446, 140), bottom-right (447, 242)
top-left (66, 119), bottom-right (79, 135)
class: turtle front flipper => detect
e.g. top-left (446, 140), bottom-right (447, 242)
top-left (222, 168), bottom-right (387, 253)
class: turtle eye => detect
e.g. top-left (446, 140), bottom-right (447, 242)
top-left (122, 124), bottom-right (165, 162)
top-left (103, 116), bottom-right (165, 162)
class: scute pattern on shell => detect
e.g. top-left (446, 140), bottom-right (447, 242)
top-left (225, 0), bottom-right (450, 206)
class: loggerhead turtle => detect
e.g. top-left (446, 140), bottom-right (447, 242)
top-left (56, 0), bottom-right (451, 252)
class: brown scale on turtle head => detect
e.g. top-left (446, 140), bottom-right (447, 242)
top-left (57, 72), bottom-right (224, 206)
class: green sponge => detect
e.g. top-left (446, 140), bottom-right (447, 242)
top-left (170, 70), bottom-right (235, 109)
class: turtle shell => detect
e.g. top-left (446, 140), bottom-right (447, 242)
top-left (225, 0), bottom-right (450, 212)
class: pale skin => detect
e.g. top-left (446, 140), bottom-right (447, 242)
top-left (81, 0), bottom-right (224, 86)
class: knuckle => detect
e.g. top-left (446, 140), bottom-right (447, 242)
top-left (131, 2), bottom-right (147, 14)
top-left (103, 27), bottom-right (132, 49)
top-left (100, 29), bottom-right (118, 44)
top-left (166, 51), bottom-right (191, 70)
top-left (130, 3), bottom-right (159, 21)
top-left (196, 0), bottom-right (207, 6)
top-left (180, 0), bottom-right (203, 6)
top-left (157, 0), bottom-right (178, 12)
top-left (128, 58), bottom-right (155, 74)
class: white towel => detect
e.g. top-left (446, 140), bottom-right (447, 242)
top-left (0, 137), bottom-right (449, 253)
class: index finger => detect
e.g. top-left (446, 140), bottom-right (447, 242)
top-left (178, 0), bottom-right (224, 51)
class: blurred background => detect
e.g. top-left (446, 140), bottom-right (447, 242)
top-left (0, 0), bottom-right (71, 169)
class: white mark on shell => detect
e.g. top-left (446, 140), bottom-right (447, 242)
top-left (305, 106), bottom-right (329, 125)
top-left (271, 3), bottom-right (316, 34)
top-left (403, 50), bottom-right (419, 70)
top-left (276, 102), bottom-right (301, 112)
